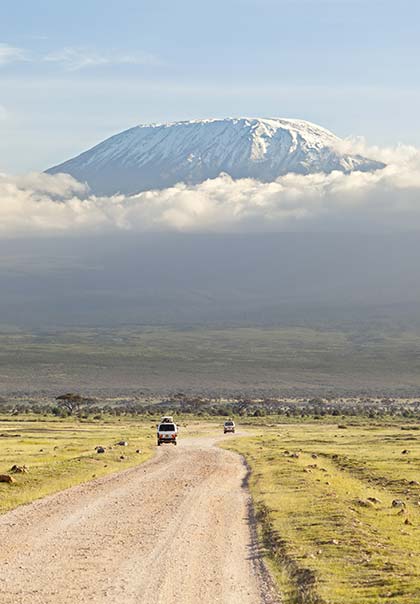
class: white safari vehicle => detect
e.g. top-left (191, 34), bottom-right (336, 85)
top-left (223, 420), bottom-right (235, 434)
top-left (157, 418), bottom-right (178, 446)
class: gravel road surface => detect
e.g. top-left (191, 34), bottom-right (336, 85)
top-left (0, 435), bottom-right (279, 603)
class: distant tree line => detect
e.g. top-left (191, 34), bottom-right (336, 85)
top-left (1, 393), bottom-right (420, 420)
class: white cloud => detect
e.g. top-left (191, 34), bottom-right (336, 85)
top-left (44, 47), bottom-right (160, 71)
top-left (2, 144), bottom-right (420, 237)
top-left (0, 43), bottom-right (26, 65)
top-left (0, 43), bottom-right (158, 72)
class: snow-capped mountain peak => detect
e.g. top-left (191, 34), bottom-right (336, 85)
top-left (47, 117), bottom-right (384, 195)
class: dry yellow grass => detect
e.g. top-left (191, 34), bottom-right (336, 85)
top-left (223, 422), bottom-right (420, 604)
top-left (0, 416), bottom-right (156, 514)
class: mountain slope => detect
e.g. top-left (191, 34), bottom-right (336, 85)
top-left (47, 117), bottom-right (384, 195)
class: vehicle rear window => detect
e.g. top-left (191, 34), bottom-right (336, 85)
top-left (225, 422), bottom-right (234, 426)
top-left (159, 424), bottom-right (175, 431)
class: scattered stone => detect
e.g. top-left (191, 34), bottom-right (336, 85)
top-left (409, 480), bottom-right (420, 486)
top-left (307, 464), bottom-right (318, 469)
top-left (117, 441), bottom-right (128, 447)
top-left (290, 452), bottom-right (300, 459)
top-left (0, 474), bottom-right (15, 483)
top-left (337, 425), bottom-right (347, 429)
top-left (119, 455), bottom-right (126, 460)
top-left (10, 465), bottom-right (28, 474)
top-left (353, 498), bottom-right (374, 508)
top-left (402, 450), bottom-right (410, 455)
top-left (392, 499), bottom-right (406, 508)
top-left (136, 449), bottom-right (141, 454)
top-left (404, 518), bottom-right (413, 525)
top-left (329, 539), bottom-right (339, 545)
top-left (367, 497), bottom-right (382, 504)
top-left (311, 453), bottom-right (318, 459)
top-left (397, 508), bottom-right (406, 515)
top-left (95, 446), bottom-right (106, 454)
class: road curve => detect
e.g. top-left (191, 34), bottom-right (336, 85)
top-left (0, 435), bottom-right (279, 603)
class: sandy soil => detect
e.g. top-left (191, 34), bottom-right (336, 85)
top-left (0, 435), bottom-right (279, 603)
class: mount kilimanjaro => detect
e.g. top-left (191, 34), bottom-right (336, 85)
top-left (47, 117), bottom-right (384, 195)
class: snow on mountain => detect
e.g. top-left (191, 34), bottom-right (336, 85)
top-left (46, 117), bottom-right (385, 195)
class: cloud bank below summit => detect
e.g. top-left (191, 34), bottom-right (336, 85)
top-left (1, 143), bottom-right (420, 236)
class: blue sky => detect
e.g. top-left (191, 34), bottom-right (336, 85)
top-left (1, 0), bottom-right (419, 172)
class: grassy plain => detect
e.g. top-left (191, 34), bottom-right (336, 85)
top-left (0, 416), bottom-right (157, 514)
top-left (2, 415), bottom-right (420, 603)
top-left (2, 325), bottom-right (420, 396)
top-left (0, 416), bottom-right (222, 514)
top-left (223, 421), bottom-right (420, 604)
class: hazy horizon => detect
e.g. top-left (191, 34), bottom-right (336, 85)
top-left (0, 231), bottom-right (419, 329)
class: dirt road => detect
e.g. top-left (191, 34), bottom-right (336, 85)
top-left (0, 435), bottom-right (278, 603)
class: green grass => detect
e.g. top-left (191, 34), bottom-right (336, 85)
top-left (223, 422), bottom-right (420, 604)
top-left (0, 416), bottom-right (156, 514)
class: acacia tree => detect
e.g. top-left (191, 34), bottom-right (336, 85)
top-left (55, 393), bottom-right (95, 416)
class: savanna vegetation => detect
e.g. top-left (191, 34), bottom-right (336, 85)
top-left (223, 422), bottom-right (420, 604)
top-left (0, 416), bottom-right (155, 514)
top-left (2, 408), bottom-right (420, 603)
top-left (2, 391), bottom-right (420, 421)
